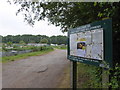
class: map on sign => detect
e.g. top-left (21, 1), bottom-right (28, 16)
top-left (70, 28), bottom-right (103, 60)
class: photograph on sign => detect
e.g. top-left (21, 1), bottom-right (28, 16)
top-left (76, 32), bottom-right (86, 57)
top-left (70, 28), bottom-right (103, 60)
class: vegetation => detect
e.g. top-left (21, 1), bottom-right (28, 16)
top-left (19, 40), bottom-right (26, 45)
top-left (2, 45), bottom-right (47, 52)
top-left (2, 35), bottom-right (67, 45)
top-left (77, 63), bottom-right (120, 88)
top-left (2, 46), bottom-right (53, 63)
top-left (53, 45), bottom-right (67, 50)
top-left (40, 38), bottom-right (48, 44)
top-left (50, 36), bottom-right (67, 45)
top-left (7, 1), bottom-right (120, 88)
top-left (10, 1), bottom-right (120, 63)
top-left (10, 2), bottom-right (120, 33)
top-left (77, 63), bottom-right (102, 88)
top-left (7, 41), bottom-right (12, 47)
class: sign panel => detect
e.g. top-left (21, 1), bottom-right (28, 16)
top-left (68, 19), bottom-right (112, 68)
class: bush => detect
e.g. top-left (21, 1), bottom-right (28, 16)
top-left (77, 63), bottom-right (120, 88)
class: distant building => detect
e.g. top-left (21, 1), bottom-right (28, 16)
top-left (6, 46), bottom-right (13, 49)
top-left (27, 43), bottom-right (47, 46)
top-left (60, 44), bottom-right (66, 46)
top-left (51, 44), bottom-right (58, 46)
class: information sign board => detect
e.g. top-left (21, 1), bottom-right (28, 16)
top-left (68, 19), bottom-right (112, 68)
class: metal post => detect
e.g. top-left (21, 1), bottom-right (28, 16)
top-left (71, 61), bottom-right (77, 90)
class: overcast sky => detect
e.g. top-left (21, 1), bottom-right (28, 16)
top-left (0, 0), bottom-right (67, 37)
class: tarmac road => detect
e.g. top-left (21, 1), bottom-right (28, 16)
top-left (2, 49), bottom-right (69, 88)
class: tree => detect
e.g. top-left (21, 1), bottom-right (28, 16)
top-left (3, 35), bottom-right (13, 43)
top-left (2, 35), bottom-right (67, 44)
top-left (10, 1), bottom-right (120, 62)
top-left (2, 43), bottom-right (7, 51)
top-left (40, 38), bottom-right (48, 44)
top-left (50, 36), bottom-right (57, 44)
top-left (19, 40), bottom-right (26, 45)
top-left (8, 1), bottom-right (120, 33)
top-left (7, 41), bottom-right (12, 47)
top-left (7, 1), bottom-right (120, 88)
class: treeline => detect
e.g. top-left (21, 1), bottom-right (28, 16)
top-left (2, 35), bottom-right (67, 45)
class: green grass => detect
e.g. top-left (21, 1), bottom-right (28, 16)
top-left (2, 49), bottom-right (54, 63)
top-left (58, 62), bottom-right (101, 88)
top-left (52, 45), bottom-right (67, 50)
top-left (59, 62), bottom-right (119, 88)
top-left (77, 63), bottom-right (102, 88)
top-left (58, 62), bottom-right (102, 88)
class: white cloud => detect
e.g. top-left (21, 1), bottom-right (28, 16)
top-left (0, 0), bottom-right (67, 37)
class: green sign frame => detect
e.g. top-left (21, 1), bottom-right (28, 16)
top-left (67, 19), bottom-right (112, 68)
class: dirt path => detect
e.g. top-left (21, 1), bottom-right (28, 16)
top-left (2, 49), bottom-right (69, 88)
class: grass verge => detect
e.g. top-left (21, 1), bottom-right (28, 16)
top-left (58, 62), bottom-right (102, 88)
top-left (58, 64), bottom-right (70, 88)
top-left (77, 62), bottom-right (102, 88)
top-left (52, 46), bottom-right (67, 50)
top-left (2, 49), bottom-right (54, 63)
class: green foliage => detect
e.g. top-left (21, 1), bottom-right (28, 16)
top-left (77, 63), bottom-right (102, 88)
top-left (13, 45), bottom-right (18, 48)
top-left (7, 41), bottom-right (12, 46)
top-left (2, 43), bottom-right (7, 51)
top-left (5, 45), bottom-right (53, 52)
top-left (53, 45), bottom-right (67, 50)
top-left (19, 40), bottom-right (26, 45)
top-left (50, 35), bottom-right (67, 45)
top-left (9, 2), bottom-right (120, 33)
top-left (30, 46), bottom-right (52, 51)
top-left (77, 63), bottom-right (120, 88)
top-left (8, 1), bottom-right (120, 64)
top-left (2, 46), bottom-right (53, 63)
top-left (109, 64), bottom-right (120, 88)
top-left (2, 35), bottom-right (67, 45)
top-left (2, 34), bottom-right (49, 43)
top-left (40, 38), bottom-right (48, 44)
top-left (7, 1), bottom-right (120, 88)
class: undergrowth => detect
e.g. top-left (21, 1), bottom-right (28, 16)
top-left (77, 63), bottom-right (120, 88)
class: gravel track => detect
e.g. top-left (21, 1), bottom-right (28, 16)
top-left (2, 49), bottom-right (69, 88)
